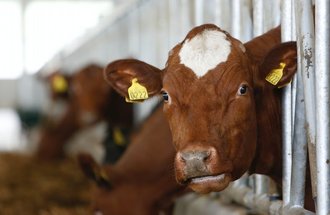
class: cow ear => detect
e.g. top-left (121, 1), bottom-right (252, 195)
top-left (77, 153), bottom-right (112, 189)
top-left (104, 59), bottom-right (163, 101)
top-left (258, 42), bottom-right (297, 88)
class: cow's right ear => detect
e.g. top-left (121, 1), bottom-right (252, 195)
top-left (77, 153), bottom-right (112, 189)
top-left (104, 59), bottom-right (163, 101)
top-left (257, 42), bottom-right (297, 89)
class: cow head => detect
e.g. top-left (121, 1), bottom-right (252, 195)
top-left (70, 64), bottom-right (111, 125)
top-left (70, 64), bottom-right (133, 127)
top-left (104, 24), bottom-right (297, 193)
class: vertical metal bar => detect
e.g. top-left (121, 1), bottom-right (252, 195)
top-left (295, 0), bottom-right (318, 204)
top-left (281, 0), bottom-right (293, 207)
top-left (254, 175), bottom-right (269, 195)
top-left (231, 0), bottom-right (240, 39)
top-left (289, 63), bottom-right (307, 208)
top-left (168, 0), bottom-right (177, 47)
top-left (291, 0), bottom-right (297, 126)
top-left (253, 0), bottom-right (263, 37)
top-left (180, 0), bottom-right (191, 39)
top-left (315, 0), bottom-right (330, 214)
top-left (194, 0), bottom-right (203, 26)
top-left (214, 0), bottom-right (221, 26)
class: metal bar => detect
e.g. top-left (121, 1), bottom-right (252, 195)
top-left (214, 0), bottom-right (221, 26)
top-left (254, 175), bottom-right (269, 195)
top-left (220, 182), bottom-right (314, 215)
top-left (289, 55), bottom-right (308, 208)
top-left (315, 0), bottom-right (330, 214)
top-left (291, 0), bottom-right (297, 126)
top-left (194, 0), bottom-right (203, 26)
top-left (281, 0), bottom-right (293, 206)
top-left (180, 0), bottom-right (191, 38)
top-left (231, 0), bottom-right (240, 38)
top-left (253, 0), bottom-right (263, 37)
top-left (295, 0), bottom-right (318, 203)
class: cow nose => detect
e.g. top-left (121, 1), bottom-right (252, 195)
top-left (176, 147), bottom-right (217, 179)
top-left (180, 150), bottom-right (211, 162)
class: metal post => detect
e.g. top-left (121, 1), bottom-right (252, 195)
top-left (180, 0), bottom-right (191, 39)
top-left (295, 0), bottom-right (318, 203)
top-left (289, 66), bottom-right (307, 208)
top-left (253, 0), bottom-right (263, 37)
top-left (281, 0), bottom-right (293, 206)
top-left (168, 0), bottom-right (177, 47)
top-left (194, 0), bottom-right (203, 26)
top-left (214, 0), bottom-right (221, 26)
top-left (315, 0), bottom-right (330, 214)
top-left (291, 0), bottom-right (297, 125)
top-left (231, 0), bottom-right (240, 39)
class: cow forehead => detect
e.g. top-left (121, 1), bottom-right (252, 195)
top-left (178, 29), bottom-right (232, 78)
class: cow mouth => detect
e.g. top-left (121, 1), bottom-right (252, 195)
top-left (185, 173), bottom-right (232, 193)
top-left (190, 174), bottom-right (225, 184)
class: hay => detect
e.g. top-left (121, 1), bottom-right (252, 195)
top-left (0, 152), bottom-right (92, 215)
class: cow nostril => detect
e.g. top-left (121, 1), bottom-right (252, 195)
top-left (203, 151), bottom-right (211, 161)
top-left (179, 153), bottom-right (187, 163)
top-left (179, 150), bottom-right (212, 162)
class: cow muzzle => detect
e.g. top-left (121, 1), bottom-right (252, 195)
top-left (175, 146), bottom-right (232, 193)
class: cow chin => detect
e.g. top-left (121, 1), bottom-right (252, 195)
top-left (188, 173), bottom-right (232, 194)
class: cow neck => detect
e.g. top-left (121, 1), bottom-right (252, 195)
top-left (250, 86), bottom-right (283, 184)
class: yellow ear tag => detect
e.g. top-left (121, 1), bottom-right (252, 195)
top-left (126, 78), bottom-right (148, 102)
top-left (52, 75), bottom-right (68, 93)
top-left (265, 62), bottom-right (286, 86)
top-left (113, 127), bottom-right (125, 146)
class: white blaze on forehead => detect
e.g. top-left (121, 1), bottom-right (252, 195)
top-left (179, 29), bottom-right (232, 77)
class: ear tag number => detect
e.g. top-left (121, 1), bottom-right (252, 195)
top-left (126, 78), bottom-right (148, 102)
top-left (265, 62), bottom-right (286, 86)
top-left (52, 75), bottom-right (68, 93)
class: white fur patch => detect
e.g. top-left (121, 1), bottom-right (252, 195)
top-left (179, 29), bottom-right (231, 77)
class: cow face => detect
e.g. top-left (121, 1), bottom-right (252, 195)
top-left (104, 24), bottom-right (297, 193)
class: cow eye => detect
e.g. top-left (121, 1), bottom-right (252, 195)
top-left (161, 91), bottom-right (169, 102)
top-left (238, 84), bottom-right (248, 95)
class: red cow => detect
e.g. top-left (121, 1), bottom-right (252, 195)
top-left (102, 24), bottom-right (314, 209)
top-left (78, 105), bottom-right (186, 215)
top-left (37, 64), bottom-right (133, 161)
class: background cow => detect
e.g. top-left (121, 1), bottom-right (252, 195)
top-left (79, 105), bottom-right (187, 215)
top-left (37, 64), bottom-right (133, 162)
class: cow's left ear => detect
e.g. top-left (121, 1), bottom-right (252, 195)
top-left (104, 59), bottom-right (163, 102)
top-left (258, 42), bottom-right (297, 88)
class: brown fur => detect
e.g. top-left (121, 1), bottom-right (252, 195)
top-left (79, 106), bottom-right (186, 215)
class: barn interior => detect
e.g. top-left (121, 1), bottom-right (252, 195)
top-left (0, 0), bottom-right (328, 214)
